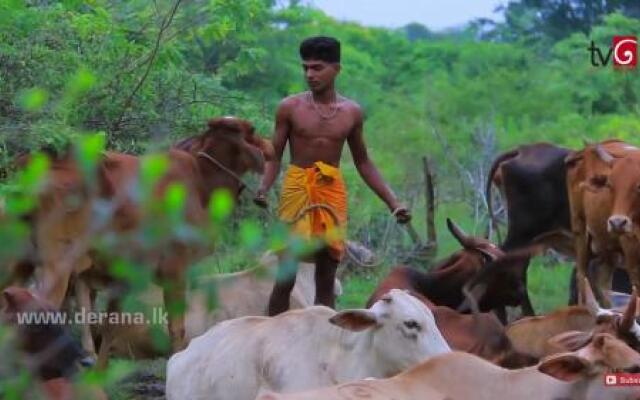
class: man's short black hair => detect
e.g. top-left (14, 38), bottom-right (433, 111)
top-left (299, 36), bottom-right (341, 63)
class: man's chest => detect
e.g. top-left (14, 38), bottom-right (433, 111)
top-left (290, 111), bottom-right (354, 141)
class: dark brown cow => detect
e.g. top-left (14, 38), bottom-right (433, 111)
top-left (23, 117), bottom-right (271, 358)
top-left (485, 143), bottom-right (573, 317)
top-left (371, 219), bottom-right (535, 323)
top-left (0, 287), bottom-right (106, 399)
top-left (369, 218), bottom-right (504, 310)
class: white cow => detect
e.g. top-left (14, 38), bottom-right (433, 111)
top-left (259, 333), bottom-right (640, 400)
top-left (165, 289), bottom-right (451, 400)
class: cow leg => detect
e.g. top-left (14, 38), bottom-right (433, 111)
top-left (75, 277), bottom-right (97, 358)
top-left (594, 256), bottom-right (615, 304)
top-left (267, 254), bottom-right (298, 316)
top-left (162, 273), bottom-right (186, 353)
top-left (519, 256), bottom-right (535, 316)
top-left (96, 298), bottom-right (118, 370)
top-left (621, 238), bottom-right (640, 296)
top-left (39, 241), bottom-right (73, 308)
top-left (314, 248), bottom-right (338, 309)
top-left (574, 233), bottom-right (589, 283)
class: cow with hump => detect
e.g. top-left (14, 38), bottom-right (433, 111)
top-left (165, 289), bottom-right (450, 400)
top-left (9, 116), bottom-right (273, 359)
top-left (259, 333), bottom-right (640, 400)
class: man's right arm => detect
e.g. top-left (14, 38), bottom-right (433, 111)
top-left (254, 99), bottom-right (291, 207)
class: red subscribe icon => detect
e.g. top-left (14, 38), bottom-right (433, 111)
top-left (605, 373), bottom-right (640, 386)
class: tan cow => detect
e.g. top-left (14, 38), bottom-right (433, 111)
top-left (165, 289), bottom-right (451, 400)
top-left (565, 140), bottom-right (639, 306)
top-left (260, 333), bottom-right (640, 400)
top-left (506, 278), bottom-right (640, 358)
top-left (94, 252), bottom-right (342, 360)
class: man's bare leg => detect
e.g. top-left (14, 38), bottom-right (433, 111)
top-left (314, 248), bottom-right (338, 308)
top-left (267, 256), bottom-right (298, 316)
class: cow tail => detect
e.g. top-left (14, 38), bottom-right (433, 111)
top-left (486, 149), bottom-right (518, 240)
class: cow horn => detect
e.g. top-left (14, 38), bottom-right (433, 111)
top-left (594, 144), bottom-right (614, 165)
top-left (581, 277), bottom-right (601, 316)
top-left (458, 282), bottom-right (487, 313)
top-left (447, 218), bottom-right (473, 248)
top-left (621, 288), bottom-right (638, 333)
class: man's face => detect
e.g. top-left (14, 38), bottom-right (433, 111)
top-left (302, 59), bottom-right (340, 92)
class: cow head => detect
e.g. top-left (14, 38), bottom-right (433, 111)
top-left (1, 287), bottom-right (91, 380)
top-left (598, 153), bottom-right (640, 236)
top-left (329, 289), bottom-right (450, 375)
top-left (446, 218), bottom-right (504, 262)
top-left (539, 333), bottom-right (640, 400)
top-left (180, 116), bottom-right (273, 199)
top-left (458, 248), bottom-right (535, 313)
top-left (579, 278), bottom-right (640, 352)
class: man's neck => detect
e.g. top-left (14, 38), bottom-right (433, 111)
top-left (310, 87), bottom-right (337, 104)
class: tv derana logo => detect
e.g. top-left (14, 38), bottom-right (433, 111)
top-left (589, 35), bottom-right (637, 68)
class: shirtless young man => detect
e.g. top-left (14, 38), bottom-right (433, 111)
top-left (254, 36), bottom-right (411, 316)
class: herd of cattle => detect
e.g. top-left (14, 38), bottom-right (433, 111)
top-left (2, 118), bottom-right (640, 399)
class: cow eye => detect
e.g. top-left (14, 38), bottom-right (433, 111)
top-left (404, 320), bottom-right (421, 330)
top-left (381, 296), bottom-right (392, 304)
top-left (589, 175), bottom-right (609, 188)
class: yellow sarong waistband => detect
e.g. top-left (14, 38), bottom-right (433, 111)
top-left (278, 161), bottom-right (347, 261)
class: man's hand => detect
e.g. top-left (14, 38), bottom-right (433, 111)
top-left (253, 190), bottom-right (268, 209)
top-left (392, 206), bottom-right (411, 224)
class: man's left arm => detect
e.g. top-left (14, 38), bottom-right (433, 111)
top-left (347, 106), bottom-right (411, 224)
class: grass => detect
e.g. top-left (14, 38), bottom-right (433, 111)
top-left (528, 259), bottom-right (573, 314)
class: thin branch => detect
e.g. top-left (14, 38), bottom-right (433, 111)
top-left (111, 0), bottom-right (183, 134)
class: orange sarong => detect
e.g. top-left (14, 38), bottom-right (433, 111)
top-left (278, 161), bottom-right (348, 261)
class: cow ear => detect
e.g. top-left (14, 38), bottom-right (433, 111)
top-left (1, 289), bottom-right (18, 313)
top-left (329, 309), bottom-right (378, 332)
top-left (547, 330), bottom-right (592, 353)
top-left (538, 354), bottom-right (592, 382)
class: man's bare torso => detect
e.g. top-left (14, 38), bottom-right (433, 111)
top-left (282, 92), bottom-right (360, 168)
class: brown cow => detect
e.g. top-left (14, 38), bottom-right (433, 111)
top-left (260, 333), bottom-right (640, 400)
top-left (586, 148), bottom-right (640, 301)
top-left (370, 218), bottom-right (533, 323)
top-left (369, 218), bottom-right (504, 310)
top-left (506, 278), bottom-right (640, 358)
top-left (367, 220), bottom-right (536, 368)
top-left (565, 140), bottom-right (639, 306)
top-left (26, 117), bottom-right (271, 357)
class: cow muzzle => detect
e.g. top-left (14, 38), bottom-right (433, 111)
top-left (608, 215), bottom-right (632, 234)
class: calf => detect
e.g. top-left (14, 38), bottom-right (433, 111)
top-left (261, 333), bottom-right (640, 400)
top-left (506, 278), bottom-right (640, 358)
top-left (165, 289), bottom-right (450, 400)
top-left (95, 252), bottom-right (342, 360)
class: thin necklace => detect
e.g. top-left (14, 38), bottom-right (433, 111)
top-left (307, 91), bottom-right (339, 120)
